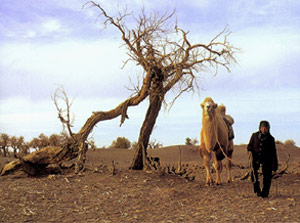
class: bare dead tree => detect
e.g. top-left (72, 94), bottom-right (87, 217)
top-left (52, 87), bottom-right (75, 138)
top-left (84, 1), bottom-right (239, 170)
top-left (1, 2), bottom-right (239, 176)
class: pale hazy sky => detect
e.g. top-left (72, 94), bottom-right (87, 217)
top-left (1, 0), bottom-right (300, 147)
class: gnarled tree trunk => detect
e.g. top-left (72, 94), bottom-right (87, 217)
top-left (130, 80), bottom-right (164, 170)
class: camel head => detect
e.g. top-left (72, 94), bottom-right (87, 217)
top-left (201, 97), bottom-right (218, 116)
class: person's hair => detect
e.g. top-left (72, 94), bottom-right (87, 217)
top-left (259, 120), bottom-right (270, 129)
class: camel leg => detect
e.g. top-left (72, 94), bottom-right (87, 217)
top-left (226, 141), bottom-right (234, 183)
top-left (204, 154), bottom-right (214, 185)
top-left (226, 158), bottom-right (232, 183)
top-left (213, 153), bottom-right (222, 185)
top-left (200, 147), bottom-right (213, 185)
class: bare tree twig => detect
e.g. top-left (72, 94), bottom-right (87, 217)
top-left (51, 86), bottom-right (74, 138)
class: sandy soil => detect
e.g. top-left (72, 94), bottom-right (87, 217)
top-left (0, 144), bottom-right (299, 223)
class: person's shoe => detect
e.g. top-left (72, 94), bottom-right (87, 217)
top-left (254, 186), bottom-right (261, 196)
top-left (260, 193), bottom-right (268, 198)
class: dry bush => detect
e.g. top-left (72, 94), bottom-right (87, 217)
top-left (148, 140), bottom-right (163, 149)
top-left (110, 137), bottom-right (131, 149)
top-left (185, 137), bottom-right (198, 146)
top-left (284, 139), bottom-right (296, 147)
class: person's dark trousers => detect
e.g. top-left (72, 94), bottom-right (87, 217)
top-left (251, 160), bottom-right (261, 196)
top-left (261, 163), bottom-right (273, 197)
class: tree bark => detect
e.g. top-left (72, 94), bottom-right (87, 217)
top-left (130, 80), bottom-right (164, 170)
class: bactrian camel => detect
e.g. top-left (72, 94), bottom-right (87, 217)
top-left (199, 97), bottom-right (234, 185)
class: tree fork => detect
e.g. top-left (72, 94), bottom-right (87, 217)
top-left (73, 90), bottom-right (150, 172)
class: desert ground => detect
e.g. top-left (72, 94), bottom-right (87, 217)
top-left (0, 143), bottom-right (299, 223)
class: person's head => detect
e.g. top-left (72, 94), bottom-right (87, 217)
top-left (259, 120), bottom-right (270, 134)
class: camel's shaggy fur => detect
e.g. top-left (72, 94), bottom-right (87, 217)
top-left (199, 97), bottom-right (234, 185)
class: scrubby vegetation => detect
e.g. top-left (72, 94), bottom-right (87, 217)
top-left (0, 132), bottom-right (96, 157)
top-left (185, 137), bottom-right (198, 146)
top-left (276, 139), bottom-right (297, 148)
top-left (110, 137), bottom-right (131, 149)
top-left (284, 139), bottom-right (296, 147)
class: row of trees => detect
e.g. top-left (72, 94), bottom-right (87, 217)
top-left (111, 137), bottom-right (198, 149)
top-left (0, 133), bottom-right (26, 157)
top-left (276, 139), bottom-right (297, 147)
top-left (0, 133), bottom-right (199, 157)
top-left (110, 137), bottom-right (163, 149)
top-left (109, 137), bottom-right (298, 149)
top-left (0, 132), bottom-right (97, 158)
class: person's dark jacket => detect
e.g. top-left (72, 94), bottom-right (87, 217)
top-left (247, 131), bottom-right (278, 171)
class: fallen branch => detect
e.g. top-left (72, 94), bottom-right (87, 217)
top-left (239, 154), bottom-right (290, 181)
top-left (273, 154), bottom-right (290, 179)
top-left (165, 163), bottom-right (195, 181)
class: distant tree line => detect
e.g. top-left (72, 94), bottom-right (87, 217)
top-left (0, 132), bottom-right (97, 158)
top-left (108, 136), bottom-right (200, 149)
top-left (108, 137), bottom-right (163, 150)
top-left (1, 131), bottom-right (297, 158)
top-left (109, 137), bottom-right (298, 149)
top-left (0, 132), bottom-right (165, 157)
top-left (276, 139), bottom-right (297, 147)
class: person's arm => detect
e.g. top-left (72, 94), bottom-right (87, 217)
top-left (247, 133), bottom-right (254, 152)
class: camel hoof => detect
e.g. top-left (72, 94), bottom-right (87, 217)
top-left (205, 181), bottom-right (214, 186)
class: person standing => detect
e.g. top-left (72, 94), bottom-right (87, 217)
top-left (247, 120), bottom-right (278, 198)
